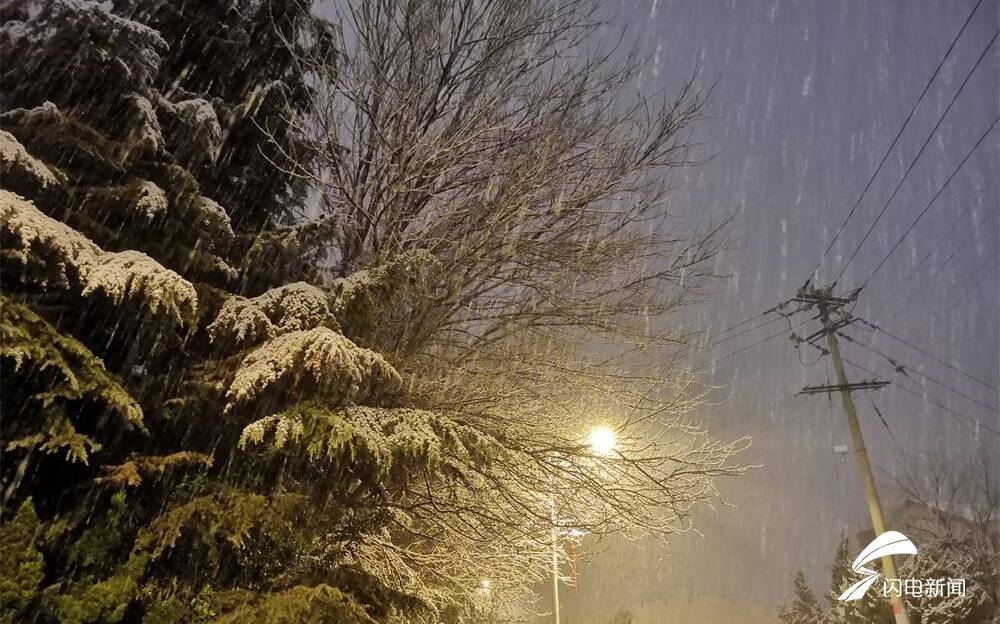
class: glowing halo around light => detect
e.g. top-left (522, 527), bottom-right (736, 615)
top-left (589, 426), bottom-right (617, 456)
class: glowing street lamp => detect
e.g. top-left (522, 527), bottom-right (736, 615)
top-left (549, 426), bottom-right (618, 624)
top-left (588, 426), bottom-right (617, 456)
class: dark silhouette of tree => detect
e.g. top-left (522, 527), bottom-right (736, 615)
top-left (608, 609), bottom-right (635, 624)
top-left (778, 572), bottom-right (823, 624)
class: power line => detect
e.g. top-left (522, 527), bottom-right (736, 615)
top-left (917, 176), bottom-right (997, 271)
top-left (656, 305), bottom-right (813, 380)
top-left (923, 249), bottom-right (1000, 326)
top-left (892, 196), bottom-right (999, 314)
top-left (928, 203), bottom-right (999, 279)
top-left (888, 201), bottom-right (999, 319)
top-left (715, 308), bottom-right (778, 335)
top-left (595, 304), bottom-right (790, 369)
top-left (714, 313), bottom-right (787, 347)
top-left (855, 316), bottom-right (998, 392)
top-left (834, 29), bottom-right (999, 286)
top-left (841, 354), bottom-right (1000, 437)
top-left (870, 398), bottom-right (908, 460)
top-left (686, 302), bottom-right (815, 374)
top-left (840, 330), bottom-right (998, 412)
top-left (713, 315), bottom-right (813, 363)
top-left (695, 300), bottom-right (805, 355)
top-left (806, 0), bottom-right (988, 284)
top-left (859, 115), bottom-right (999, 288)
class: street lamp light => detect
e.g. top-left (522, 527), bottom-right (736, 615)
top-left (549, 427), bottom-right (618, 624)
top-left (589, 426), bottom-right (617, 456)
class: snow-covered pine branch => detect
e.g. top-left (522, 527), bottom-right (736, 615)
top-left (1, 191), bottom-right (198, 326)
top-left (225, 327), bottom-right (401, 410)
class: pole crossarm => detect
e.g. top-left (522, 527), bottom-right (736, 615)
top-left (802, 316), bottom-right (858, 345)
top-left (792, 284), bottom-right (860, 309)
top-left (798, 380), bottom-right (891, 395)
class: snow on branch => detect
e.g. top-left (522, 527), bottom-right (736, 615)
top-left (1, 191), bottom-right (96, 284)
top-left (1, 191), bottom-right (198, 326)
top-left (184, 194), bottom-right (233, 242)
top-left (238, 403), bottom-right (502, 482)
top-left (225, 327), bottom-right (401, 410)
top-left (209, 282), bottom-right (334, 349)
top-left (155, 95), bottom-right (222, 168)
top-left (1, 0), bottom-right (167, 109)
top-left (95, 452), bottom-right (213, 488)
top-left (0, 130), bottom-right (63, 194)
top-left (80, 250), bottom-right (199, 324)
top-left (1, 295), bottom-right (143, 465)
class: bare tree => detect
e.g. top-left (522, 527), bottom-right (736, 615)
top-left (892, 452), bottom-right (1000, 609)
top-left (279, 0), bottom-right (727, 357)
top-left (258, 0), bottom-right (747, 618)
top-left (337, 345), bottom-right (749, 620)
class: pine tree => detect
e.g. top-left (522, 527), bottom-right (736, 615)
top-left (0, 500), bottom-right (44, 624)
top-left (0, 1), bottom-right (473, 621)
top-left (823, 537), bottom-right (894, 624)
top-left (896, 538), bottom-right (991, 624)
top-left (778, 572), bottom-right (823, 624)
top-left (107, 0), bottom-right (338, 292)
top-left (815, 532), bottom-right (998, 624)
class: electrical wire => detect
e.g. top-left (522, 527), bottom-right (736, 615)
top-left (806, 0), bottom-right (988, 284)
top-left (871, 398), bottom-right (908, 459)
top-left (589, 304), bottom-right (788, 369)
top-left (922, 250), bottom-right (999, 327)
top-left (713, 315), bottom-right (813, 363)
top-left (927, 203), bottom-right (999, 280)
top-left (840, 330), bottom-right (998, 412)
top-left (841, 354), bottom-right (1000, 436)
top-left (888, 199), bottom-right (999, 318)
top-left (834, 29), bottom-right (999, 286)
top-left (714, 313), bottom-right (787, 347)
top-left (855, 315), bottom-right (998, 392)
top-left (859, 115), bottom-right (999, 289)
top-left (912, 176), bottom-right (997, 274)
top-left (693, 300), bottom-right (807, 359)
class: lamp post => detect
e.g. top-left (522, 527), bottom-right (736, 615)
top-left (479, 578), bottom-right (495, 622)
top-left (550, 503), bottom-right (561, 624)
top-left (551, 426), bottom-right (617, 624)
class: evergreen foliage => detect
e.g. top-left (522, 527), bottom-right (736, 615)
top-left (822, 537), bottom-right (894, 624)
top-left (0, 500), bottom-right (44, 624)
top-left (239, 404), bottom-right (503, 485)
top-left (0, 1), bottom-right (409, 620)
top-left (779, 533), bottom-right (999, 624)
top-left (778, 572), bottom-right (823, 624)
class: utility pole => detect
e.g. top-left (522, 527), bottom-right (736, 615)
top-left (795, 285), bottom-right (911, 624)
top-left (548, 475), bottom-right (561, 624)
top-left (551, 521), bottom-right (560, 624)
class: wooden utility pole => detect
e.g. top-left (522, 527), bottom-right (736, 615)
top-left (797, 286), bottom-right (911, 624)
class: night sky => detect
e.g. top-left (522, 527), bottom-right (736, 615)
top-left (544, 1), bottom-right (999, 621)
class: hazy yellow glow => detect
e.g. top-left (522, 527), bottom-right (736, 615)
top-left (589, 426), bottom-right (617, 456)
